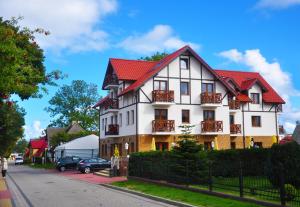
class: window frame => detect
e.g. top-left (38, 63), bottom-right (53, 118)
top-left (180, 57), bottom-right (189, 70)
top-left (251, 116), bottom-right (261, 127)
top-left (126, 111), bottom-right (130, 125)
top-left (203, 110), bottom-right (215, 121)
top-left (182, 110), bottom-right (190, 124)
top-left (119, 113), bottom-right (122, 127)
top-left (201, 83), bottom-right (214, 93)
top-left (154, 80), bottom-right (168, 91)
top-left (131, 110), bottom-right (134, 125)
top-left (251, 93), bottom-right (260, 104)
top-left (180, 82), bottom-right (190, 95)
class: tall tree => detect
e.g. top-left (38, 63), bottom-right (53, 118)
top-left (46, 80), bottom-right (100, 131)
top-left (0, 102), bottom-right (25, 157)
top-left (13, 138), bottom-right (28, 154)
top-left (139, 52), bottom-right (168, 61)
top-left (0, 17), bottom-right (62, 100)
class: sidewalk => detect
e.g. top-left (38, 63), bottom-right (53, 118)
top-left (0, 178), bottom-right (13, 207)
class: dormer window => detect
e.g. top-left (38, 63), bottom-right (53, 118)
top-left (180, 57), bottom-right (189, 69)
top-left (251, 93), bottom-right (260, 104)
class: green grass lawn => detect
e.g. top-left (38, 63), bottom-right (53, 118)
top-left (26, 162), bottom-right (56, 169)
top-left (112, 180), bottom-right (262, 207)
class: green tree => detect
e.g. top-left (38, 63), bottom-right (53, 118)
top-left (139, 52), bottom-right (169, 61)
top-left (46, 80), bottom-right (100, 131)
top-left (0, 17), bottom-right (62, 100)
top-left (0, 101), bottom-right (25, 157)
top-left (13, 138), bottom-right (28, 154)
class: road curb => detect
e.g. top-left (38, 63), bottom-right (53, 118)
top-left (0, 178), bottom-right (13, 207)
top-left (101, 184), bottom-right (196, 207)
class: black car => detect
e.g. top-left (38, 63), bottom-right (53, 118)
top-left (56, 156), bottom-right (82, 172)
top-left (77, 158), bottom-right (111, 174)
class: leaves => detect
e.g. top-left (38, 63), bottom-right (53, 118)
top-left (45, 80), bottom-right (100, 131)
top-left (139, 52), bottom-right (169, 61)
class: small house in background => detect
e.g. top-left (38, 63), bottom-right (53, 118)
top-left (24, 137), bottom-right (48, 162)
top-left (46, 121), bottom-right (85, 150)
top-left (292, 121), bottom-right (300, 144)
top-left (54, 134), bottom-right (99, 160)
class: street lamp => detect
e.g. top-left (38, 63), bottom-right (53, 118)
top-left (211, 141), bottom-right (215, 150)
top-left (125, 142), bottom-right (129, 157)
top-left (250, 138), bottom-right (254, 148)
top-left (171, 142), bottom-right (176, 148)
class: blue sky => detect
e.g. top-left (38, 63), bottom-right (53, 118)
top-left (1, 0), bottom-right (300, 138)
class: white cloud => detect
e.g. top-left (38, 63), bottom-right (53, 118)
top-left (284, 121), bottom-right (296, 133)
top-left (118, 25), bottom-right (200, 55)
top-left (23, 120), bottom-right (45, 139)
top-left (256, 0), bottom-right (300, 9)
top-left (0, 0), bottom-right (118, 52)
top-left (219, 48), bottom-right (300, 133)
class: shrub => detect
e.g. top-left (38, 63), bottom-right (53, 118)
top-left (285, 184), bottom-right (296, 201)
top-left (267, 141), bottom-right (300, 188)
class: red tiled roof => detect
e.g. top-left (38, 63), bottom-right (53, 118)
top-left (119, 46), bottom-right (237, 96)
top-left (237, 94), bottom-right (252, 102)
top-left (215, 70), bottom-right (285, 104)
top-left (29, 137), bottom-right (47, 149)
top-left (110, 58), bottom-right (158, 81)
top-left (93, 96), bottom-right (109, 108)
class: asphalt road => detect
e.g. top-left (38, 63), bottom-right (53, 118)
top-left (6, 163), bottom-right (175, 207)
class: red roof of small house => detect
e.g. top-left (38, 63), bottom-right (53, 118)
top-left (29, 137), bottom-right (47, 149)
top-left (279, 135), bottom-right (293, 145)
top-left (215, 70), bottom-right (285, 104)
top-left (110, 58), bottom-right (158, 81)
top-left (237, 93), bottom-right (252, 102)
top-left (119, 45), bottom-right (237, 96)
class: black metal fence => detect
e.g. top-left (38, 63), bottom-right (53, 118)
top-left (129, 157), bottom-right (300, 206)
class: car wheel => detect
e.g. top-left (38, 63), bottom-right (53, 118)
top-left (60, 166), bottom-right (66, 172)
top-left (84, 167), bottom-right (91, 174)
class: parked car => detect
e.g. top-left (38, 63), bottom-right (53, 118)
top-left (77, 158), bottom-right (111, 174)
top-left (56, 156), bottom-right (82, 172)
top-left (15, 157), bottom-right (24, 165)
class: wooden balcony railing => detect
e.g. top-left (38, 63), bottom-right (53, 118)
top-left (103, 98), bottom-right (118, 110)
top-left (201, 120), bottom-right (223, 132)
top-left (230, 124), bottom-right (241, 134)
top-left (105, 124), bottom-right (119, 135)
top-left (152, 90), bottom-right (174, 102)
top-left (229, 100), bottom-right (240, 110)
top-left (201, 93), bottom-right (222, 104)
top-left (103, 74), bottom-right (118, 87)
top-left (152, 120), bottom-right (175, 132)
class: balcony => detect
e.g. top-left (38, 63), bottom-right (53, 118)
top-left (152, 120), bottom-right (175, 135)
top-left (152, 90), bottom-right (175, 106)
top-left (104, 74), bottom-right (118, 89)
top-left (201, 93), bottom-right (222, 107)
top-left (230, 124), bottom-right (242, 135)
top-left (229, 100), bottom-right (240, 111)
top-left (102, 98), bottom-right (118, 112)
top-left (201, 120), bottom-right (223, 134)
top-left (105, 124), bottom-right (119, 136)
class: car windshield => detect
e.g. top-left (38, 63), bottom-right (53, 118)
top-left (16, 158), bottom-right (22, 160)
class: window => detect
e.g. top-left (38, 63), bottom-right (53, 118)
top-left (230, 115), bottom-right (234, 125)
top-left (110, 116), bottom-right (114, 124)
top-left (180, 57), bottom-right (189, 69)
top-left (105, 118), bottom-right (107, 130)
top-left (203, 110), bottom-right (215, 121)
top-left (182, 110), bottom-right (190, 123)
top-left (202, 83), bottom-right (214, 93)
top-left (180, 82), bottom-right (189, 95)
top-left (155, 109), bottom-right (168, 120)
top-left (231, 142), bottom-right (236, 149)
top-left (252, 116), bottom-right (261, 127)
top-left (126, 111), bottom-right (130, 125)
top-left (251, 93), bottom-right (260, 104)
top-left (102, 118), bottom-right (104, 130)
top-left (119, 113), bottom-right (122, 127)
top-left (154, 80), bottom-right (167, 91)
top-left (204, 142), bottom-right (212, 150)
top-left (114, 115), bottom-right (118, 125)
top-left (155, 142), bottom-right (169, 151)
top-left (130, 142), bottom-right (135, 153)
top-left (131, 110), bottom-right (134, 125)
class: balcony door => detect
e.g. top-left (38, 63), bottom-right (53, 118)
top-left (155, 109), bottom-right (168, 120)
top-left (203, 110), bottom-right (215, 121)
top-left (230, 115), bottom-right (234, 125)
top-left (202, 83), bottom-right (214, 93)
top-left (154, 80), bottom-right (167, 91)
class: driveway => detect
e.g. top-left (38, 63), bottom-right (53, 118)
top-left (6, 164), bottom-right (175, 207)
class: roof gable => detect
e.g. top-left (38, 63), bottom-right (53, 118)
top-left (119, 45), bottom-right (237, 96)
top-left (215, 69), bottom-right (285, 104)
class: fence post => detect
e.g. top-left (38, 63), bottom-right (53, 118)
top-left (279, 164), bottom-right (286, 206)
top-left (208, 161), bottom-right (213, 192)
top-left (239, 160), bottom-right (244, 198)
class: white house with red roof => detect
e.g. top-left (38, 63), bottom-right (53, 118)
top-left (94, 46), bottom-right (284, 158)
